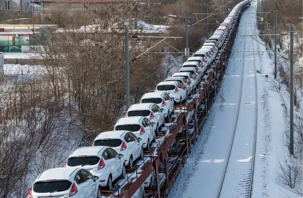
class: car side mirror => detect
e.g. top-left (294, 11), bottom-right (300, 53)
top-left (92, 175), bottom-right (99, 182)
top-left (118, 154), bottom-right (124, 159)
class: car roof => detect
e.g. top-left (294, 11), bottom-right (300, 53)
top-left (166, 76), bottom-right (185, 81)
top-left (128, 103), bottom-right (153, 111)
top-left (173, 72), bottom-right (191, 76)
top-left (69, 146), bottom-right (106, 157)
top-left (94, 130), bottom-right (128, 140)
top-left (36, 167), bottom-right (79, 182)
top-left (187, 56), bottom-right (203, 61)
top-left (195, 50), bottom-right (209, 54)
top-left (179, 67), bottom-right (196, 71)
top-left (157, 81), bottom-right (178, 86)
top-left (141, 92), bottom-right (164, 99)
top-left (217, 26), bottom-right (227, 30)
top-left (116, 116), bottom-right (144, 125)
top-left (182, 61), bottom-right (199, 66)
top-left (209, 35), bottom-right (221, 39)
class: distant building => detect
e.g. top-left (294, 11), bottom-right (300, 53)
top-left (0, 0), bottom-right (36, 12)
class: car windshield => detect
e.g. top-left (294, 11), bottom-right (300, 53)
top-left (115, 124), bottom-right (141, 132)
top-left (67, 156), bottom-right (100, 166)
top-left (141, 98), bottom-right (162, 104)
top-left (157, 85), bottom-right (175, 91)
top-left (128, 110), bottom-right (150, 117)
top-left (33, 180), bottom-right (71, 193)
top-left (94, 139), bottom-right (122, 147)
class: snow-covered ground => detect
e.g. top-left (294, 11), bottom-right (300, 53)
top-left (169, 1), bottom-right (301, 197)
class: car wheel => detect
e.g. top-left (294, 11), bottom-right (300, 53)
top-left (120, 166), bottom-right (126, 179)
top-left (106, 175), bottom-right (112, 190)
top-left (127, 156), bottom-right (133, 169)
top-left (97, 185), bottom-right (102, 198)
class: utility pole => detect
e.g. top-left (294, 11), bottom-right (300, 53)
top-left (125, 26), bottom-right (130, 109)
top-left (206, 5), bottom-right (209, 39)
top-left (31, 0), bottom-right (35, 35)
top-left (290, 24), bottom-right (294, 155)
top-left (274, 10), bottom-right (277, 79)
top-left (265, 3), bottom-right (268, 34)
top-left (185, 11), bottom-right (189, 56)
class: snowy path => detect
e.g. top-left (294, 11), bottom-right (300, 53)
top-left (168, 4), bottom-right (257, 198)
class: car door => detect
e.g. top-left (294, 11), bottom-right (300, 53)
top-left (176, 82), bottom-right (186, 100)
top-left (74, 170), bottom-right (89, 198)
top-left (124, 133), bottom-right (134, 160)
top-left (128, 132), bottom-right (141, 159)
top-left (102, 149), bottom-right (114, 181)
top-left (143, 118), bottom-right (154, 139)
top-left (152, 104), bottom-right (164, 127)
top-left (80, 169), bottom-right (97, 197)
top-left (163, 93), bottom-right (173, 114)
top-left (107, 148), bottom-right (121, 180)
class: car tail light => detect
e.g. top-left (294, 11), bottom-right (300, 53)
top-left (63, 162), bottom-right (67, 167)
top-left (162, 100), bottom-right (166, 107)
top-left (28, 188), bottom-right (33, 198)
top-left (150, 112), bottom-right (155, 119)
top-left (69, 183), bottom-right (78, 197)
top-left (121, 141), bottom-right (127, 151)
top-left (154, 88), bottom-right (157, 92)
top-left (140, 126), bottom-right (145, 135)
top-left (174, 87), bottom-right (179, 93)
top-left (98, 158), bottom-right (105, 170)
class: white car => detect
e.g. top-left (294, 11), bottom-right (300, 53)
top-left (140, 92), bottom-right (174, 119)
top-left (187, 56), bottom-right (208, 68)
top-left (115, 116), bottom-right (155, 150)
top-left (172, 72), bottom-right (197, 91)
top-left (155, 81), bottom-right (187, 104)
top-left (65, 146), bottom-right (125, 190)
top-left (93, 130), bottom-right (143, 169)
top-left (178, 67), bottom-right (201, 82)
top-left (182, 61), bottom-right (206, 78)
top-left (28, 167), bottom-right (100, 198)
top-left (165, 76), bottom-right (191, 94)
top-left (193, 49), bottom-right (212, 65)
top-left (127, 103), bottom-right (165, 134)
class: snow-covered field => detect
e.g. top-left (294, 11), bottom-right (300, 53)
top-left (169, 1), bottom-right (301, 197)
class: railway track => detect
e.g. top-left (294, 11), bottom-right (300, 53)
top-left (218, 2), bottom-right (259, 198)
top-left (96, 2), bottom-right (251, 197)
